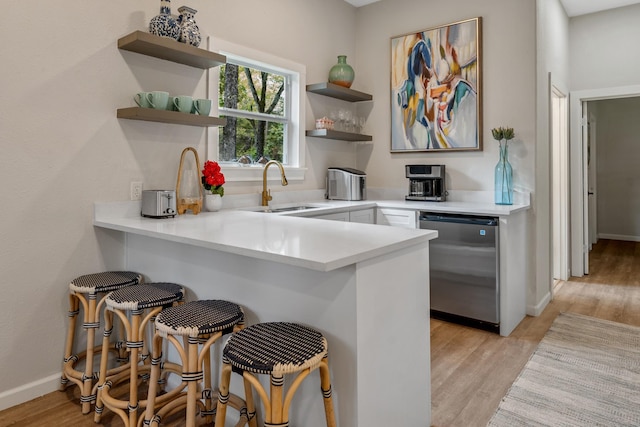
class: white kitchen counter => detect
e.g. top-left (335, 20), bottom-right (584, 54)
top-left (93, 200), bottom-right (436, 272)
top-left (93, 199), bottom-right (436, 427)
top-left (92, 191), bottom-right (529, 426)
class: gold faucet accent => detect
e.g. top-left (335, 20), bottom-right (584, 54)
top-left (261, 160), bottom-right (288, 206)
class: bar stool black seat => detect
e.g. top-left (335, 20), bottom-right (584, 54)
top-left (60, 271), bottom-right (143, 414)
top-left (94, 282), bottom-right (184, 427)
top-left (215, 322), bottom-right (337, 427)
top-left (144, 299), bottom-right (250, 427)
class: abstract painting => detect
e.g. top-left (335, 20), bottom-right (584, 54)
top-left (391, 17), bottom-right (482, 152)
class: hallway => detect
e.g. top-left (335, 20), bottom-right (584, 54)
top-left (572, 239), bottom-right (640, 285)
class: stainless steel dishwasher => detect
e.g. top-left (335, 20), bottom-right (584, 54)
top-left (419, 212), bottom-right (500, 332)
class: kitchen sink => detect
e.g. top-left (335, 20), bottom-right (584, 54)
top-left (269, 205), bottom-right (317, 212)
top-left (243, 204), bottom-right (322, 213)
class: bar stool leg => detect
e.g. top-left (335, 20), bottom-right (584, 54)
top-left (80, 293), bottom-right (99, 414)
top-left (185, 336), bottom-right (200, 427)
top-left (94, 308), bottom-right (115, 423)
top-left (60, 293), bottom-right (80, 391)
top-left (319, 356), bottom-right (337, 427)
top-left (270, 374), bottom-right (284, 425)
top-left (215, 363), bottom-right (233, 426)
top-left (215, 366), bottom-right (257, 427)
top-left (244, 373), bottom-right (258, 427)
top-left (201, 337), bottom-right (214, 424)
top-left (242, 376), bottom-right (258, 427)
top-left (127, 309), bottom-right (143, 427)
top-left (143, 333), bottom-right (163, 427)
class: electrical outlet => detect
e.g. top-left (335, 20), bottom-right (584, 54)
top-left (130, 181), bottom-right (143, 201)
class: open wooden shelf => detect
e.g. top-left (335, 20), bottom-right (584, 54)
top-left (117, 107), bottom-right (227, 127)
top-left (306, 82), bottom-right (372, 102)
top-left (305, 129), bottom-right (372, 142)
top-left (117, 31), bottom-right (226, 69)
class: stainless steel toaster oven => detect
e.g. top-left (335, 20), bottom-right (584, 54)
top-left (326, 167), bottom-right (366, 201)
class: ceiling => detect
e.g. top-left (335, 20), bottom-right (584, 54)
top-left (561, 0), bottom-right (640, 16)
top-left (344, 0), bottom-right (640, 17)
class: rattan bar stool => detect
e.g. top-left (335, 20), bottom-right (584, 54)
top-left (143, 299), bottom-right (250, 427)
top-left (215, 322), bottom-right (337, 427)
top-left (94, 282), bottom-right (185, 427)
top-left (60, 271), bottom-right (143, 414)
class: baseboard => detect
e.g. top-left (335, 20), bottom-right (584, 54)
top-left (0, 373), bottom-right (60, 411)
top-left (598, 233), bottom-right (640, 242)
top-left (527, 292), bottom-right (551, 317)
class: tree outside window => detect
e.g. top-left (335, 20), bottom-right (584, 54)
top-left (218, 62), bottom-right (288, 164)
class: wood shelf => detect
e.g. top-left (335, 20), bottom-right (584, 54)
top-left (117, 107), bottom-right (227, 127)
top-left (117, 31), bottom-right (226, 69)
top-left (306, 82), bottom-right (372, 102)
top-left (305, 129), bottom-right (373, 142)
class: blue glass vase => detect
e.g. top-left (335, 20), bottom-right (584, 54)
top-left (494, 143), bottom-right (513, 205)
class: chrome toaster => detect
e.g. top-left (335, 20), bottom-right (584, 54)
top-left (141, 190), bottom-right (177, 218)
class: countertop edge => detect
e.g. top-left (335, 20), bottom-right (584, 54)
top-left (93, 213), bottom-right (437, 272)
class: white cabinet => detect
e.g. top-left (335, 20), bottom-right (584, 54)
top-left (376, 208), bottom-right (417, 228)
top-left (349, 208), bottom-right (375, 224)
top-left (309, 208), bottom-right (375, 224)
top-left (312, 211), bottom-right (350, 222)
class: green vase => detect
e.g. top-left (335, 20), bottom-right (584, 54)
top-left (328, 55), bottom-right (355, 88)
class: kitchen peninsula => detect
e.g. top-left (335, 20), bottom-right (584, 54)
top-left (94, 201), bottom-right (437, 427)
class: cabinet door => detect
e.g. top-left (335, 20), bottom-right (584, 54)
top-left (349, 208), bottom-right (375, 224)
top-left (376, 208), bottom-right (417, 228)
top-left (313, 211), bottom-right (350, 222)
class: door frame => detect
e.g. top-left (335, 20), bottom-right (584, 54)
top-left (569, 84), bottom-right (640, 277)
top-left (550, 80), bottom-right (569, 286)
top-left (587, 112), bottom-right (597, 249)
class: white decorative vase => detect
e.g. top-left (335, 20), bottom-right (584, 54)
top-left (204, 194), bottom-right (222, 212)
top-left (177, 6), bottom-right (201, 47)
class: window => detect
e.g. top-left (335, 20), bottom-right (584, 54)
top-left (209, 39), bottom-right (306, 182)
top-left (219, 62), bottom-right (287, 163)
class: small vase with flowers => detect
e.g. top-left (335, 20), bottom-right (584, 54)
top-left (201, 161), bottom-right (225, 211)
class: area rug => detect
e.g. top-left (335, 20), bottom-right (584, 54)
top-left (488, 312), bottom-right (640, 426)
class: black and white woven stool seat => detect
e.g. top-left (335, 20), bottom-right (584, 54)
top-left (155, 300), bottom-right (244, 338)
top-left (106, 283), bottom-right (184, 310)
top-left (69, 271), bottom-right (142, 294)
top-left (223, 322), bottom-right (328, 376)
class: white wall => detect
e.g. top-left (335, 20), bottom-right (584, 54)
top-left (0, 0), bottom-right (358, 407)
top-left (593, 97), bottom-right (640, 241)
top-left (570, 4), bottom-right (640, 91)
top-left (353, 0), bottom-right (540, 310)
top-left (353, 0), bottom-right (536, 193)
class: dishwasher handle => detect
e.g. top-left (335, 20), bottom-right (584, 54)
top-left (419, 213), bottom-right (498, 226)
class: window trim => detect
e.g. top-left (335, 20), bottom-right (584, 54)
top-left (208, 38), bottom-right (307, 182)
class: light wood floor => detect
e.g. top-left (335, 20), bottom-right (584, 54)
top-left (430, 239), bottom-right (640, 427)
top-left (1, 239), bottom-right (639, 427)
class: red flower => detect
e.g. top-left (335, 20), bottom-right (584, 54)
top-left (201, 161), bottom-right (225, 196)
